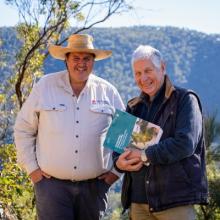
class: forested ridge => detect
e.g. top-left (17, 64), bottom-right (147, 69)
top-left (1, 26), bottom-right (220, 117)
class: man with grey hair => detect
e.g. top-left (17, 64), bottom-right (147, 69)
top-left (114, 45), bottom-right (208, 220)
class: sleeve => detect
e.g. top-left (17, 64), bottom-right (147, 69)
top-left (146, 93), bottom-right (203, 164)
top-left (112, 87), bottom-right (125, 111)
top-left (109, 87), bottom-right (125, 176)
top-left (14, 83), bottom-right (41, 175)
top-left (112, 151), bottom-right (125, 173)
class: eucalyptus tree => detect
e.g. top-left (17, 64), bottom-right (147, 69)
top-left (0, 1), bottom-right (131, 218)
top-left (5, 0), bottom-right (131, 107)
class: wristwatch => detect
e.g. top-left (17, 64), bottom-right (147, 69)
top-left (140, 150), bottom-right (148, 162)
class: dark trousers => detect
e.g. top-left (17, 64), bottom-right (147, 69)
top-left (34, 177), bottom-right (110, 220)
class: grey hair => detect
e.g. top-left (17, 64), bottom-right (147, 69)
top-left (131, 45), bottom-right (163, 69)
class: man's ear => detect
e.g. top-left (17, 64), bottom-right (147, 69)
top-left (64, 60), bottom-right (69, 71)
top-left (161, 61), bottom-right (166, 74)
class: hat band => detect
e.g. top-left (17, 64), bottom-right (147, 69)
top-left (68, 42), bottom-right (94, 49)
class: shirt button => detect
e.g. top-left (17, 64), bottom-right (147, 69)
top-left (149, 208), bottom-right (153, 211)
top-left (146, 181), bottom-right (149, 184)
top-left (76, 107), bottom-right (79, 110)
top-left (75, 150), bottom-right (78, 153)
top-left (76, 135), bottom-right (79, 138)
top-left (76, 121), bottom-right (79, 123)
top-left (74, 166), bottom-right (77, 169)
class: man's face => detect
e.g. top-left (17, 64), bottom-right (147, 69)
top-left (66, 52), bottom-right (95, 84)
top-left (133, 59), bottom-right (165, 98)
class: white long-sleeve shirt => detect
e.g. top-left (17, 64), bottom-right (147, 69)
top-left (14, 70), bottom-right (125, 181)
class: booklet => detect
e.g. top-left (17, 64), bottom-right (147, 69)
top-left (103, 109), bottom-right (163, 154)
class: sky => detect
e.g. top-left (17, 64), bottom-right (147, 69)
top-left (0, 0), bottom-right (220, 35)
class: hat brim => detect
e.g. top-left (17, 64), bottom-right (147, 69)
top-left (48, 45), bottom-right (112, 61)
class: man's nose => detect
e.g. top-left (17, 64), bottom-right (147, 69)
top-left (140, 74), bottom-right (148, 81)
top-left (77, 59), bottom-right (87, 65)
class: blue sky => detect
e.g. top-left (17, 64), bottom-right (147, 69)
top-left (1, 0), bottom-right (220, 34)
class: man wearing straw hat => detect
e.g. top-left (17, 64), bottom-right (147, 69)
top-left (14, 34), bottom-right (125, 220)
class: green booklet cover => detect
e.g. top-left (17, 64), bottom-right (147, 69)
top-left (104, 109), bottom-right (163, 154)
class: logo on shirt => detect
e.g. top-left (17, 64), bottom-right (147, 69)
top-left (91, 100), bottom-right (109, 105)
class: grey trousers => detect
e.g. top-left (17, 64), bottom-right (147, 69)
top-left (34, 177), bottom-right (110, 220)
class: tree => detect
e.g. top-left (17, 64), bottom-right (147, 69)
top-left (0, 0), bottom-right (131, 218)
top-left (196, 113), bottom-right (220, 220)
top-left (5, 0), bottom-right (131, 108)
top-left (0, 144), bottom-right (35, 220)
top-left (205, 112), bottom-right (220, 163)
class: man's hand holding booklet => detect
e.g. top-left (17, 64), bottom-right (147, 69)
top-left (104, 109), bottom-right (163, 154)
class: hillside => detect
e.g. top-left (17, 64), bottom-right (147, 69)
top-left (1, 26), bottom-right (220, 117)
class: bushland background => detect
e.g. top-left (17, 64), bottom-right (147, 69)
top-left (0, 1), bottom-right (220, 219)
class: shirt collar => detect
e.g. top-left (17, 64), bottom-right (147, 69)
top-left (58, 70), bottom-right (94, 95)
top-left (140, 75), bottom-right (175, 103)
top-left (58, 70), bottom-right (72, 94)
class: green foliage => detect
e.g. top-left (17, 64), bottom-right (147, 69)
top-left (103, 190), bottom-right (129, 220)
top-left (205, 112), bottom-right (220, 163)
top-left (4, 0), bottom-right (130, 107)
top-left (195, 163), bottom-right (220, 220)
top-left (0, 144), bottom-right (35, 220)
top-left (195, 114), bottom-right (220, 220)
top-left (0, 39), bottom-right (6, 69)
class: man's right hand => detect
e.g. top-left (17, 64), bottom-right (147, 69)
top-left (29, 168), bottom-right (51, 184)
top-left (116, 150), bottom-right (143, 171)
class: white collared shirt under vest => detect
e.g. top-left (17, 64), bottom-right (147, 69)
top-left (14, 70), bottom-right (125, 181)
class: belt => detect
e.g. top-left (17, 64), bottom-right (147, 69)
top-left (51, 176), bottom-right (98, 183)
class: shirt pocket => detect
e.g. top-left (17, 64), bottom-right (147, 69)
top-left (90, 104), bottom-right (114, 115)
top-left (89, 104), bottom-right (114, 135)
top-left (39, 103), bottom-right (68, 133)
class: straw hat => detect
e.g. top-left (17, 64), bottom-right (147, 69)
top-left (48, 34), bottom-right (112, 61)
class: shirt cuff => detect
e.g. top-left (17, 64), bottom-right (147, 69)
top-left (110, 166), bottom-right (124, 178)
top-left (25, 161), bottom-right (39, 175)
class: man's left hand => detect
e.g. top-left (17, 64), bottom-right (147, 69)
top-left (98, 171), bottom-right (119, 185)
